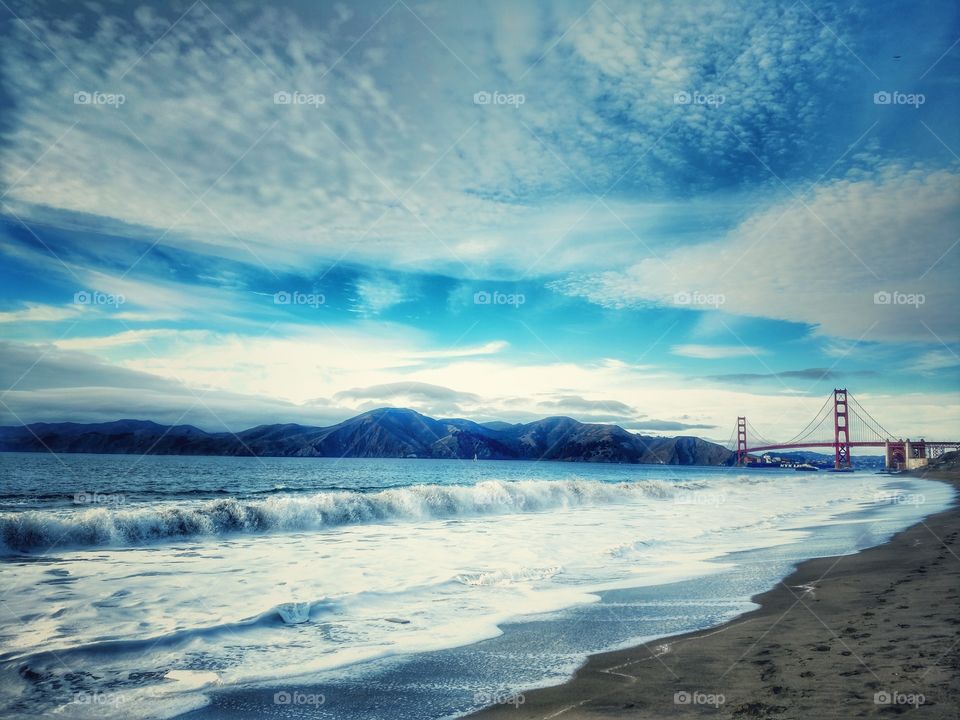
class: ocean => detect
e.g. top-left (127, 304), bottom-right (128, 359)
top-left (0, 453), bottom-right (952, 719)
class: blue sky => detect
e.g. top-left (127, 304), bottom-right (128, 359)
top-left (0, 0), bottom-right (958, 442)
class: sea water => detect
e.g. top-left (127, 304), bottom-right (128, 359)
top-left (0, 453), bottom-right (952, 719)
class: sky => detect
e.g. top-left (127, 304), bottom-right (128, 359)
top-left (0, 0), bottom-right (958, 444)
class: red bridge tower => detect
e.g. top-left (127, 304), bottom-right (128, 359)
top-left (736, 416), bottom-right (747, 465)
top-left (833, 388), bottom-right (851, 469)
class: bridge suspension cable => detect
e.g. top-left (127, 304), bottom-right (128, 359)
top-left (780, 392), bottom-right (834, 446)
top-left (733, 388), bottom-right (954, 470)
top-left (847, 394), bottom-right (898, 441)
top-left (738, 391), bottom-right (899, 450)
top-left (744, 418), bottom-right (778, 448)
top-left (722, 422), bottom-right (737, 451)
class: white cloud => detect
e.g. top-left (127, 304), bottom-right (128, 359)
top-left (672, 344), bottom-right (766, 359)
top-left (54, 329), bottom-right (210, 351)
top-left (553, 165), bottom-right (960, 342)
top-left (350, 275), bottom-right (409, 315)
top-left (333, 381), bottom-right (482, 416)
top-left (2, 337), bottom-right (958, 441)
top-left (411, 340), bottom-right (509, 360)
top-left (0, 303), bottom-right (79, 323)
top-left (1, 1), bottom-right (955, 441)
top-left (0, 0), bottom-right (864, 280)
top-left (908, 350), bottom-right (960, 374)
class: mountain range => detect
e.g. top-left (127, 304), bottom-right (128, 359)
top-left (0, 408), bottom-right (735, 465)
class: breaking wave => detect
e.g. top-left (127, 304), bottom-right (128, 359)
top-left (455, 565), bottom-right (562, 586)
top-left (1, 478), bottom-right (685, 552)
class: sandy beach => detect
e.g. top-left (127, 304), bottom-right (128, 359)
top-left (472, 468), bottom-right (960, 719)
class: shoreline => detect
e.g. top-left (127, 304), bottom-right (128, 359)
top-left (470, 469), bottom-right (960, 719)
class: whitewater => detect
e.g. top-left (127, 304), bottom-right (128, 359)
top-left (0, 478), bottom-right (681, 552)
top-left (0, 453), bottom-right (952, 720)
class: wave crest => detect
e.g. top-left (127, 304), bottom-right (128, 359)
top-left (1, 479), bottom-right (678, 552)
top-left (455, 565), bottom-right (562, 586)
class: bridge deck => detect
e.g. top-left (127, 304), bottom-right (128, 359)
top-left (743, 441), bottom-right (959, 453)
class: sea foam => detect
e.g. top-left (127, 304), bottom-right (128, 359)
top-left (0, 478), bottom-right (682, 552)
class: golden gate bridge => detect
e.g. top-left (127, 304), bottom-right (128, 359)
top-left (732, 389), bottom-right (960, 470)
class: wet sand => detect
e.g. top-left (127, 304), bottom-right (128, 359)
top-left (471, 469), bottom-right (960, 719)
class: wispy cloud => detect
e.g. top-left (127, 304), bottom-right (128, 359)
top-left (350, 275), bottom-right (410, 315)
top-left (0, 0), bottom-right (877, 279)
top-left (0, 0), bottom-right (957, 438)
top-left (0, 303), bottom-right (79, 323)
top-left (54, 329), bottom-right (210, 351)
top-left (703, 368), bottom-right (877, 383)
top-left (410, 341), bottom-right (509, 360)
top-left (1, 337), bottom-right (956, 440)
top-left (908, 350), bottom-right (960, 374)
top-left (553, 165), bottom-right (960, 343)
top-left (672, 344), bottom-right (766, 359)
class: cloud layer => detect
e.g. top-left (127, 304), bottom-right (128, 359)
top-left (552, 165), bottom-right (960, 342)
top-left (0, 0), bottom-right (878, 279)
top-left (0, 0), bottom-right (957, 439)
